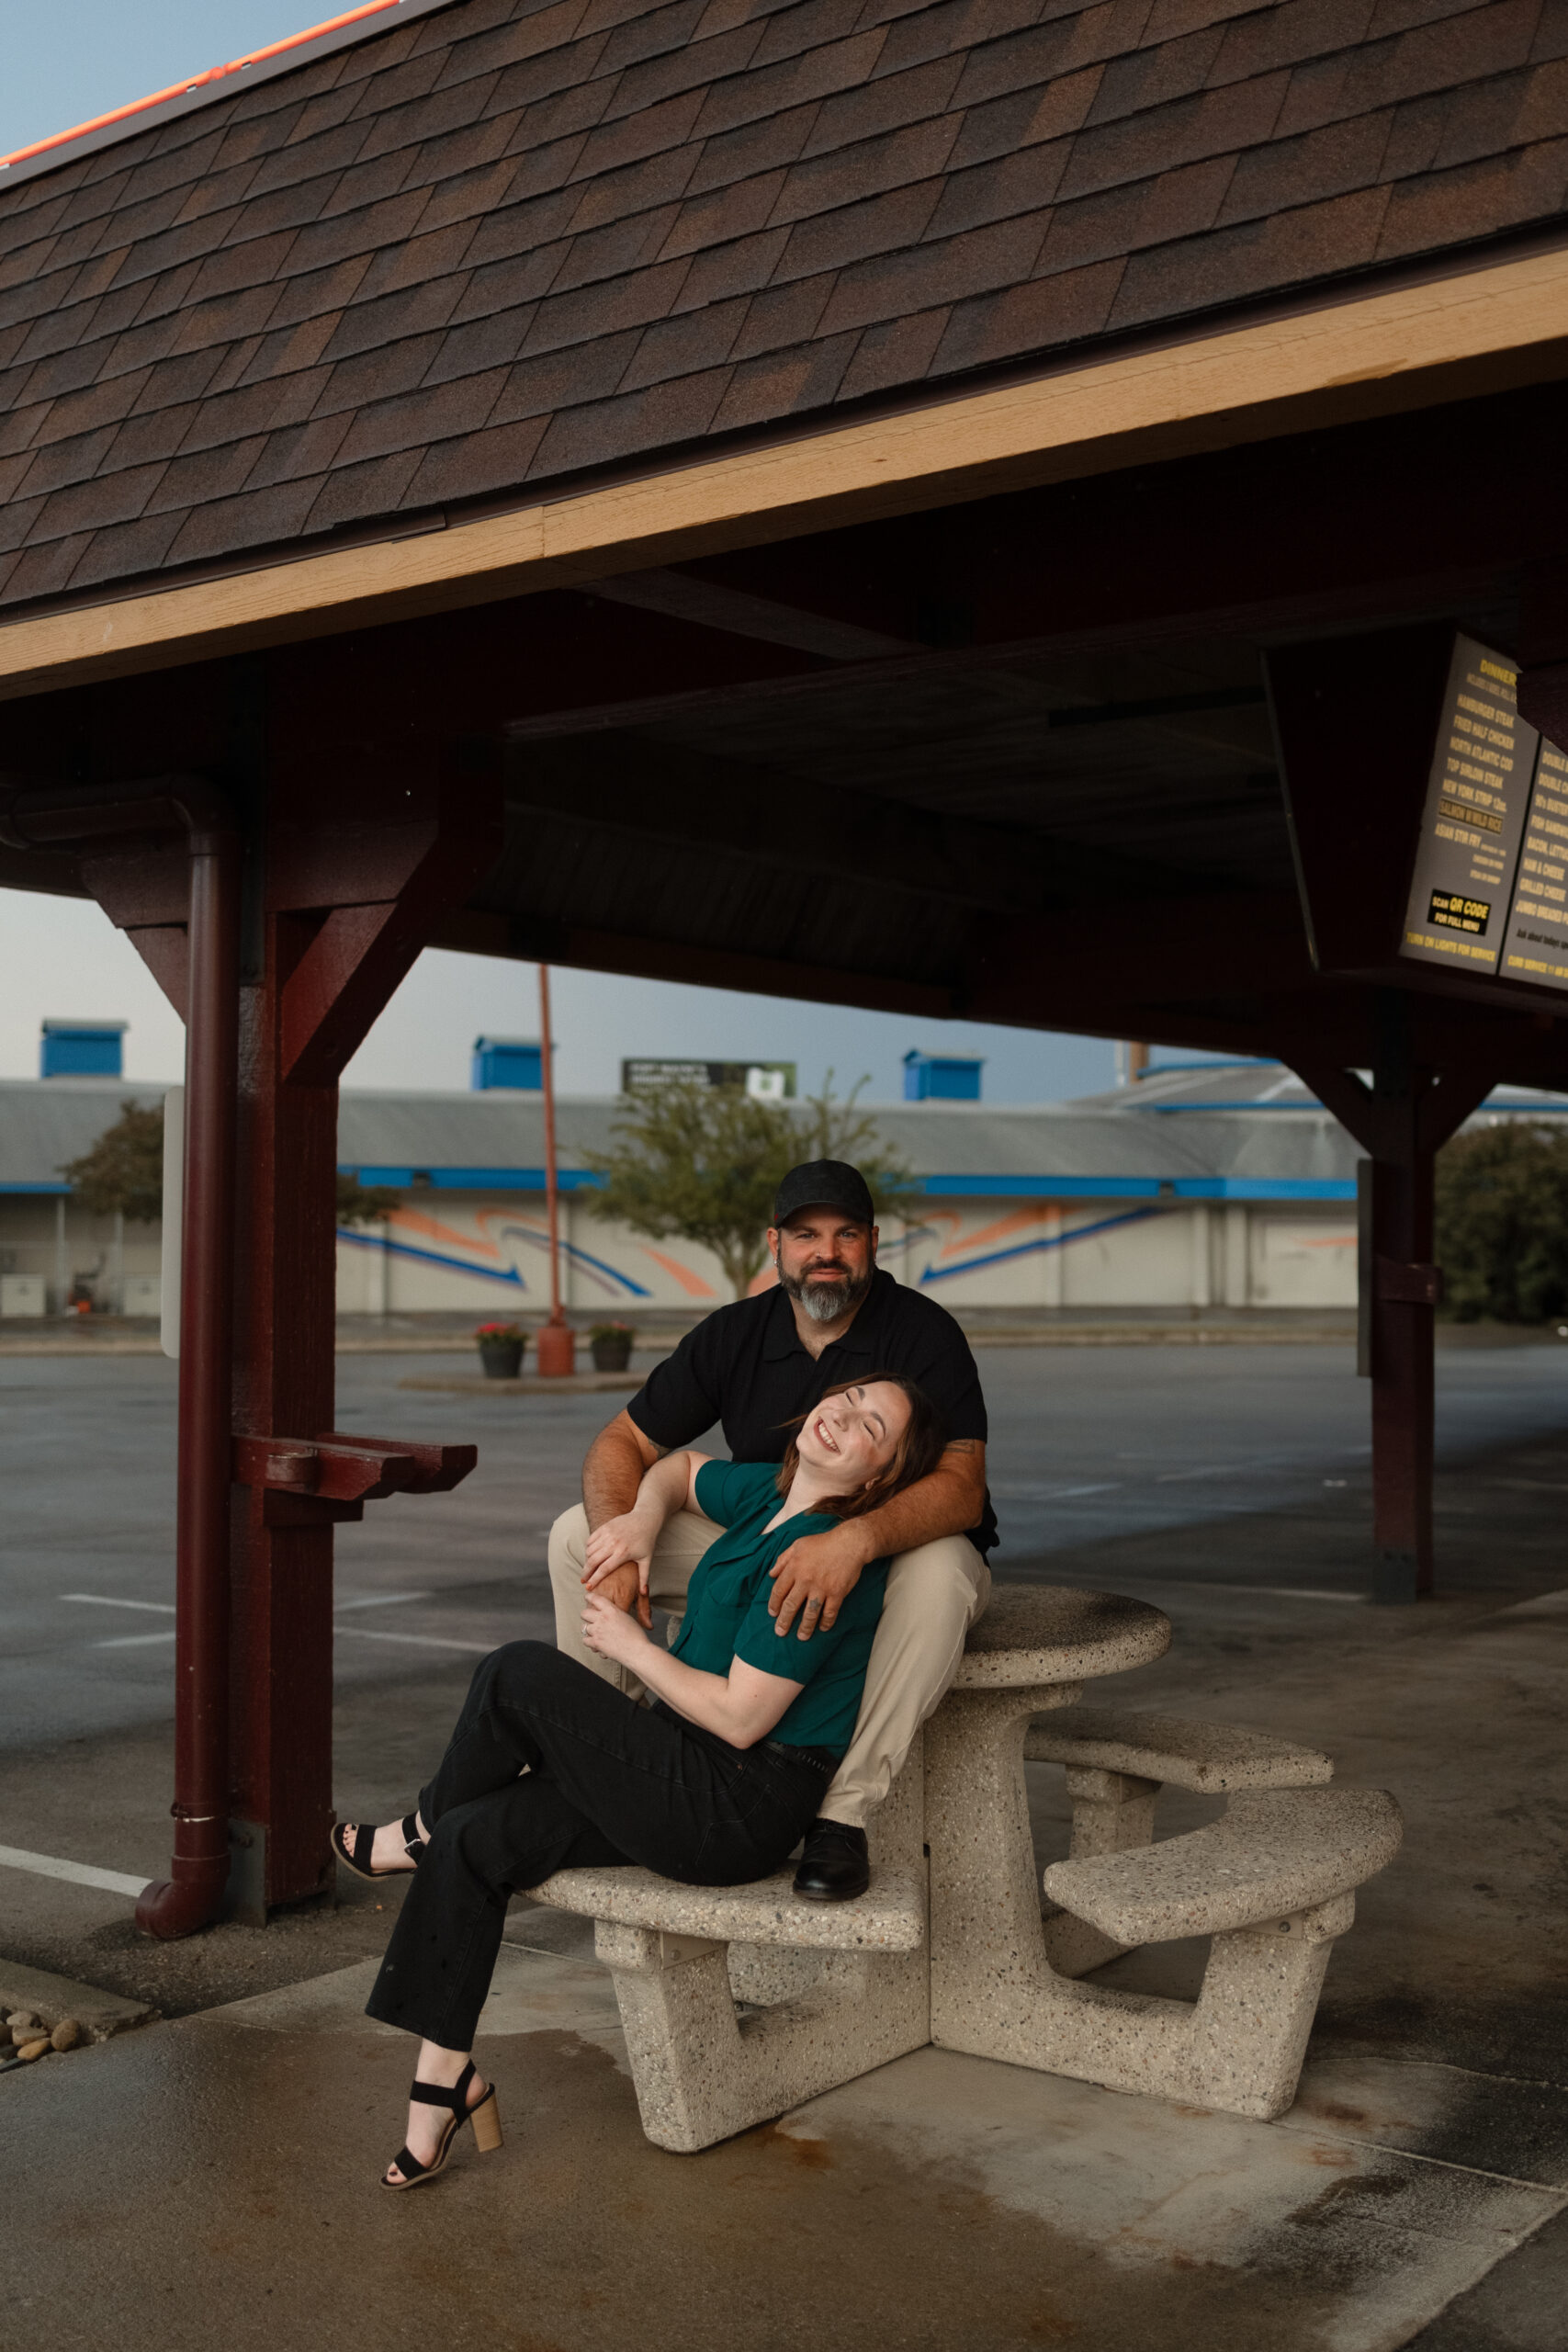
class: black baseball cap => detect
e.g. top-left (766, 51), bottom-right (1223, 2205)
top-left (772, 1159), bottom-right (875, 1227)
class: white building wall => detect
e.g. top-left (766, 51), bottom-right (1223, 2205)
top-left (1247, 1212), bottom-right (1358, 1306)
top-left (0, 1196), bottom-right (161, 1314)
top-left (321, 1191), bottom-right (1356, 1317)
top-left (0, 1188), bottom-right (1356, 1321)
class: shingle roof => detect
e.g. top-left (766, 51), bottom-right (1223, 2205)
top-left (2, 0), bottom-right (1564, 618)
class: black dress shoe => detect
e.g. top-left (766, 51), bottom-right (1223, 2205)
top-left (793, 1818), bottom-right (870, 1902)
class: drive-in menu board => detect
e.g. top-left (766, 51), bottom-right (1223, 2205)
top-left (1400, 637), bottom-right (1539, 977)
top-left (1501, 738), bottom-right (1568, 992)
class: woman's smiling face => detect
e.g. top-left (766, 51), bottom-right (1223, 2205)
top-left (795, 1381), bottom-right (911, 1492)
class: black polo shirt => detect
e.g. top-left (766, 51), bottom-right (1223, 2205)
top-left (626, 1270), bottom-right (997, 1555)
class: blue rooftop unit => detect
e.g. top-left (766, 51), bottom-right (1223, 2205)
top-left (471, 1036), bottom-right (543, 1091)
top-left (904, 1049), bottom-right (983, 1102)
top-left (40, 1020), bottom-right (127, 1079)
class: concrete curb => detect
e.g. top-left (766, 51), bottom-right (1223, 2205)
top-left (0, 1959), bottom-right (157, 2043)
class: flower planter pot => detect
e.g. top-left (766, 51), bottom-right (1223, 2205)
top-left (479, 1340), bottom-right (525, 1379)
top-left (591, 1337), bottom-right (634, 1372)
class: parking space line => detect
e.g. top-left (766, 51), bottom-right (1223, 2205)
top-left (62, 1593), bottom-right (175, 1612)
top-left (94, 1631), bottom-right (176, 1648)
top-left (0, 1843), bottom-right (147, 1897)
top-left (334, 1626), bottom-right (492, 1653)
top-left (333, 1591), bottom-right (432, 1611)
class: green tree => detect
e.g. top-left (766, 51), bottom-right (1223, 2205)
top-left (584, 1073), bottom-right (916, 1300)
top-left (800, 1069), bottom-right (918, 1224)
top-left (336, 1172), bottom-right (400, 1227)
top-left (62, 1106), bottom-right (398, 1231)
top-left (1435, 1121), bottom-right (1568, 1322)
top-left (61, 1100), bottom-right (164, 1223)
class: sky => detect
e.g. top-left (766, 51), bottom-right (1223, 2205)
top-left (0, 3), bottom-right (1128, 1104)
top-left (0, 886), bottom-right (1121, 1100)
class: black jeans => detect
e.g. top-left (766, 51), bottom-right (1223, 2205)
top-left (365, 1641), bottom-right (833, 2051)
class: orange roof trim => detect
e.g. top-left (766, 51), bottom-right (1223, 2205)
top-left (0, 3), bottom-right (403, 171)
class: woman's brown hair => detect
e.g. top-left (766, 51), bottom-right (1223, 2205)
top-left (774, 1374), bottom-right (945, 1522)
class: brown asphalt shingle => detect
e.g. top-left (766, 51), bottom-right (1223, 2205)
top-left (0, 0), bottom-right (1562, 616)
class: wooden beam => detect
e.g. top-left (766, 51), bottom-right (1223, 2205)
top-left (503, 734), bottom-right (1196, 913)
top-left (0, 244), bottom-right (1562, 701)
top-left (428, 906), bottom-right (954, 1019)
top-left (503, 658), bottom-right (1269, 743)
top-left (967, 890), bottom-right (1316, 1015)
top-left (589, 569), bottom-right (917, 662)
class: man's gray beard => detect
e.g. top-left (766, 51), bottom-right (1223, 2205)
top-left (778, 1264), bottom-right (872, 1324)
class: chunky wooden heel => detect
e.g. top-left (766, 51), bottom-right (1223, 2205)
top-left (470, 2086), bottom-right (503, 2154)
top-left (381, 2060), bottom-right (499, 2189)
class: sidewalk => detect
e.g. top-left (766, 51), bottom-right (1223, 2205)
top-left (4, 1909), bottom-right (1563, 2352)
top-left (5, 1571), bottom-right (1566, 2346)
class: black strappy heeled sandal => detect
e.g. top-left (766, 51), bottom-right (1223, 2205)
top-left (331, 1813), bottom-right (424, 1882)
top-left (382, 2061), bottom-right (502, 2191)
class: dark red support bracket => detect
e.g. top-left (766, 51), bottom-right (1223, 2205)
top-left (233, 1433), bottom-right (477, 1521)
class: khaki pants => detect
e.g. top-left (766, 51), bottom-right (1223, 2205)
top-left (547, 1504), bottom-right (990, 1829)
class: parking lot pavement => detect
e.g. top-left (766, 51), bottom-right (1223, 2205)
top-left (3, 1339), bottom-right (1566, 2018)
top-left (5, 1340), bottom-right (1566, 1759)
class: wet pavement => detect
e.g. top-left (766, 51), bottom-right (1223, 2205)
top-left (6, 1339), bottom-right (1568, 1751)
top-left (2, 1339), bottom-right (1566, 2346)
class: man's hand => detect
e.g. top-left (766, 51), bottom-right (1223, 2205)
top-left (582, 1587), bottom-right (652, 1667)
top-left (582, 1510), bottom-right (657, 1628)
top-left (768, 1521), bottom-right (870, 1638)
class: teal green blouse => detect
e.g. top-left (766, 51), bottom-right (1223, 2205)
top-left (669, 1461), bottom-right (889, 1757)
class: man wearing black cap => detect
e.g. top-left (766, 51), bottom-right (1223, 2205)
top-left (547, 1158), bottom-right (993, 1900)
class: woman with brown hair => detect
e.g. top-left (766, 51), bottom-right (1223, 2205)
top-left (336, 1373), bottom-right (942, 2190)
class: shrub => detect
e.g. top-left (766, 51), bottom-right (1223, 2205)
top-left (1435, 1121), bottom-right (1568, 1322)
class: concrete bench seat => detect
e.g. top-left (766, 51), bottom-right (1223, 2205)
top-left (528, 1863), bottom-right (926, 1953)
top-left (1023, 1706), bottom-right (1334, 1979)
top-left (1024, 1707), bottom-right (1333, 1792)
top-left (1043, 1786), bottom-right (1403, 1947)
top-left (927, 1635), bottom-right (1405, 2121)
top-left (522, 1760), bottom-right (931, 2154)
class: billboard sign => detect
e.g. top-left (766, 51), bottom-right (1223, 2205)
top-left (1499, 737), bottom-right (1568, 993)
top-left (1399, 636), bottom-right (1538, 978)
top-left (621, 1058), bottom-right (797, 1099)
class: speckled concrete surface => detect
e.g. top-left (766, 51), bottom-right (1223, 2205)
top-left (532, 1732), bottom-right (931, 2151)
top-left (1044, 1785), bottom-right (1403, 1945)
top-left (1025, 1704), bottom-right (1335, 1790)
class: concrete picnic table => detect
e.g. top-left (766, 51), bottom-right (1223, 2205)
top-left (530, 1584), bottom-right (1400, 2151)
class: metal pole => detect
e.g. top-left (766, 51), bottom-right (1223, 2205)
top-left (534, 964), bottom-right (575, 1375)
top-left (138, 801), bottom-right (240, 1935)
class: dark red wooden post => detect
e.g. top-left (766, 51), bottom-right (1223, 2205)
top-left (1290, 1019), bottom-right (1495, 1603)
top-left (534, 961), bottom-right (575, 1377)
top-left (0, 777), bottom-right (242, 1930)
top-left (224, 762), bottom-right (502, 1918)
top-left (227, 971), bottom-right (342, 1918)
top-left (1359, 1007), bottom-right (1437, 1602)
